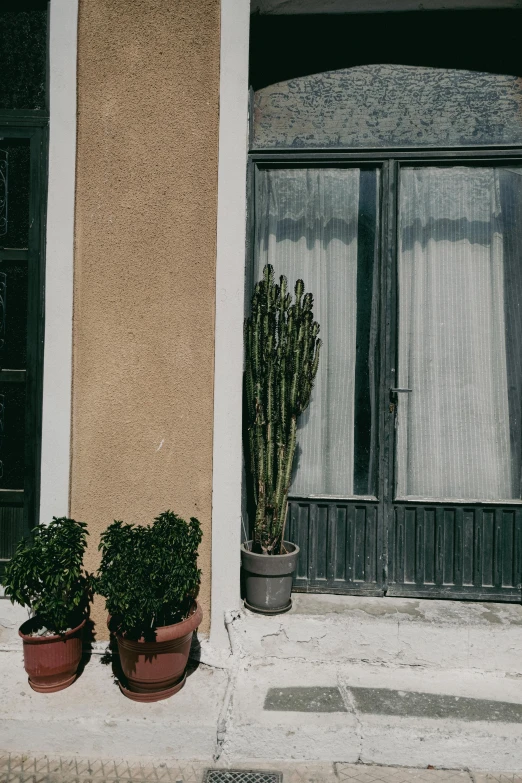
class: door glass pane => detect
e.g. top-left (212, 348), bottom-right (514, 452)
top-left (254, 167), bottom-right (380, 497)
top-left (0, 6), bottom-right (48, 111)
top-left (0, 382), bottom-right (26, 489)
top-left (0, 260), bottom-right (28, 370)
top-left (0, 139), bottom-right (31, 371)
top-left (0, 139), bottom-right (30, 250)
top-left (0, 506), bottom-right (25, 561)
top-left (397, 165), bottom-right (522, 501)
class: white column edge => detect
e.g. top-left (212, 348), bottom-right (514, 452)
top-left (210, 0), bottom-right (251, 649)
top-left (39, 0), bottom-right (78, 523)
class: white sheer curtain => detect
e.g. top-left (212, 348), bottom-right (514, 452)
top-left (255, 168), bottom-right (360, 495)
top-left (397, 166), bottom-right (519, 500)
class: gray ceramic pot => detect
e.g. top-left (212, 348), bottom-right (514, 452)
top-left (241, 540), bottom-right (300, 614)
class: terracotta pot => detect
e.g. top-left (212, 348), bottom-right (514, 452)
top-left (19, 617), bottom-right (86, 693)
top-left (241, 540), bottom-right (299, 614)
top-left (114, 602), bottom-right (202, 702)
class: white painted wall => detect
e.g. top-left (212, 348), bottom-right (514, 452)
top-left (210, 0), bottom-right (251, 650)
top-left (39, 0), bottom-right (78, 524)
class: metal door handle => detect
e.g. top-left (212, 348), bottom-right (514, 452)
top-left (390, 388), bottom-right (412, 394)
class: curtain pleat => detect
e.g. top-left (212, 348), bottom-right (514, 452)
top-left (397, 166), bottom-right (520, 501)
top-left (254, 168), bottom-right (360, 496)
top-left (254, 165), bottom-right (522, 502)
top-left (499, 169), bottom-right (522, 500)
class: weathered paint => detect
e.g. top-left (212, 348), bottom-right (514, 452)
top-left (71, 0), bottom-right (221, 638)
top-left (253, 65), bottom-right (522, 149)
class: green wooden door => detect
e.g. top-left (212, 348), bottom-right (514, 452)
top-left (0, 3), bottom-right (48, 573)
top-left (251, 157), bottom-right (522, 602)
top-left (0, 127), bottom-right (46, 575)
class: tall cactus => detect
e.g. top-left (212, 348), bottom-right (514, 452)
top-left (244, 264), bottom-right (322, 555)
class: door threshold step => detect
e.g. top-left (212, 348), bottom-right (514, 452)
top-left (233, 593), bottom-right (522, 674)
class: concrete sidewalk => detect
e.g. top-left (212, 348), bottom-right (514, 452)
top-left (2, 649), bottom-right (522, 771)
top-left (2, 595), bottom-right (522, 775)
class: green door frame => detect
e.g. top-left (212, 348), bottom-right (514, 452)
top-left (0, 115), bottom-right (48, 575)
top-left (250, 146), bottom-right (522, 601)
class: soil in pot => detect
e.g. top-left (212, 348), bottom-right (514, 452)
top-left (19, 617), bottom-right (86, 693)
top-left (113, 601), bottom-right (202, 703)
top-left (241, 540), bottom-right (300, 614)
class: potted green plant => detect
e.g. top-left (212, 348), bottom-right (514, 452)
top-left (1, 517), bottom-right (91, 693)
top-left (242, 264), bottom-right (321, 614)
top-left (95, 510), bottom-right (203, 702)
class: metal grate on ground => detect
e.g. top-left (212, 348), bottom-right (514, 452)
top-left (203, 772), bottom-right (282, 783)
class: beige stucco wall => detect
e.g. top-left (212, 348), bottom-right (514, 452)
top-left (71, 0), bottom-right (221, 638)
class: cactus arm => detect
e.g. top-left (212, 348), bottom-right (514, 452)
top-left (273, 437), bottom-right (287, 535)
top-left (244, 323), bottom-right (256, 423)
top-left (266, 344), bottom-right (274, 499)
top-left (255, 415), bottom-right (267, 551)
top-left (275, 414), bottom-right (298, 548)
top-left (279, 355), bottom-right (287, 437)
top-left (283, 415), bottom-right (298, 508)
top-left (248, 427), bottom-right (258, 507)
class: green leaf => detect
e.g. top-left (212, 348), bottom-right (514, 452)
top-left (0, 517), bottom-right (91, 635)
top-left (94, 511), bottom-right (202, 638)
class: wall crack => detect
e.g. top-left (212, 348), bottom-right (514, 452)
top-left (337, 670), bottom-right (363, 763)
top-left (214, 610), bottom-right (243, 762)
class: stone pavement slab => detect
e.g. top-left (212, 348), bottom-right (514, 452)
top-left (472, 776), bottom-right (522, 783)
top-left (336, 767), bottom-right (471, 782)
top-left (223, 658), bottom-right (522, 769)
top-left (223, 659), bottom-right (360, 762)
top-left (0, 652), bottom-right (227, 761)
top-left (336, 664), bottom-right (522, 771)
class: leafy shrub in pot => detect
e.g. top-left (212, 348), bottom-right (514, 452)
top-left (242, 264), bottom-right (321, 613)
top-left (95, 510), bottom-right (203, 702)
top-left (1, 517), bottom-right (91, 692)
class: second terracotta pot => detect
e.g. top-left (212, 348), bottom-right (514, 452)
top-left (19, 617), bottom-right (86, 693)
top-left (114, 602), bottom-right (202, 702)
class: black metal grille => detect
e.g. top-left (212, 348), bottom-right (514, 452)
top-left (204, 772), bottom-right (282, 783)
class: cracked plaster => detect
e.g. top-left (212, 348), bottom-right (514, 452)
top-left (237, 596), bottom-right (522, 674)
